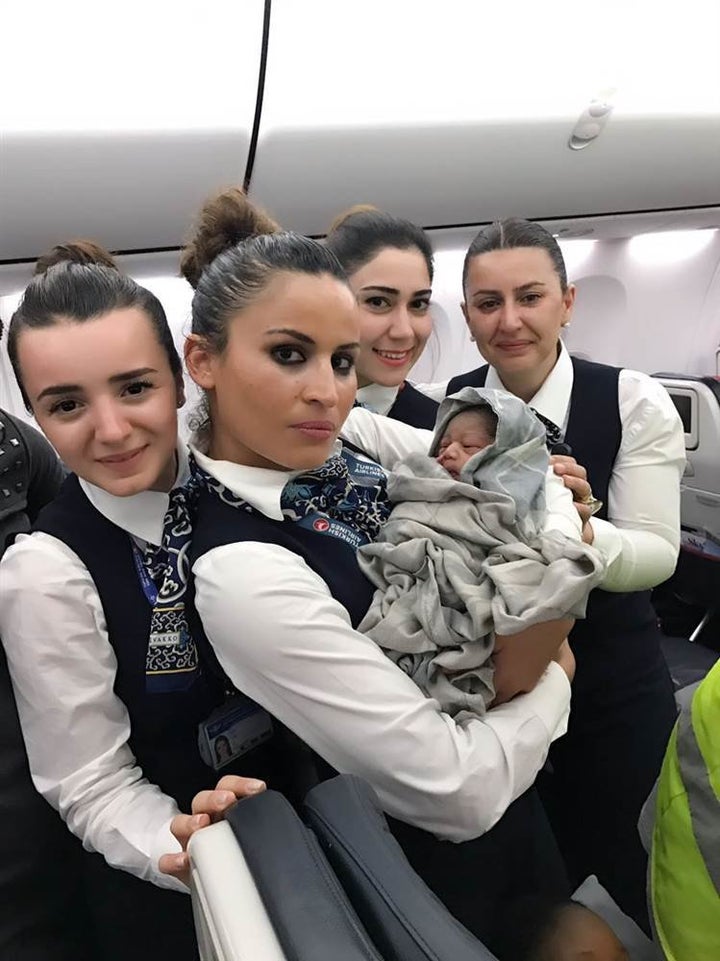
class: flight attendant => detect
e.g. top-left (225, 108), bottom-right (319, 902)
top-left (325, 205), bottom-right (439, 428)
top-left (0, 243), bottom-right (265, 961)
top-left (174, 187), bottom-right (582, 947)
top-left (0, 349), bottom-right (96, 961)
top-left (419, 218), bottom-right (684, 927)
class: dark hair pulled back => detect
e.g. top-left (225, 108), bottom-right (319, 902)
top-left (34, 239), bottom-right (119, 276)
top-left (181, 187), bottom-right (349, 355)
top-left (462, 219), bottom-right (567, 293)
top-left (325, 205), bottom-right (434, 282)
top-left (9, 240), bottom-right (181, 410)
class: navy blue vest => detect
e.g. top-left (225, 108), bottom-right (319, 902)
top-left (34, 475), bottom-right (232, 813)
top-left (189, 482), bottom-right (376, 631)
top-left (446, 358), bottom-right (660, 687)
top-left (187, 468), bottom-right (379, 793)
top-left (388, 382), bottom-right (439, 429)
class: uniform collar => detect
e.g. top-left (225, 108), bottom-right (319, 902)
top-left (484, 342), bottom-right (574, 431)
top-left (356, 382), bottom-right (400, 416)
top-left (79, 444), bottom-right (189, 547)
top-left (190, 441), bottom-right (344, 522)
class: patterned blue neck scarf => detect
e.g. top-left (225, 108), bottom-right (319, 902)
top-left (139, 486), bottom-right (199, 693)
top-left (190, 448), bottom-right (391, 550)
top-left (530, 408), bottom-right (564, 449)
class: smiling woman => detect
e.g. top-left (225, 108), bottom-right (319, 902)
top-left (14, 310), bottom-right (181, 495)
top-left (0, 242), bottom-right (265, 961)
top-left (325, 205), bottom-right (440, 428)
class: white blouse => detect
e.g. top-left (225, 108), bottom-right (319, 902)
top-left (190, 411), bottom-right (578, 842)
top-left (415, 344), bottom-right (685, 592)
top-left (0, 451), bottom-right (190, 892)
top-left (355, 382), bottom-right (400, 416)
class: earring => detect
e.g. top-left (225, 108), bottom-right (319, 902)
top-left (562, 321), bottom-right (571, 329)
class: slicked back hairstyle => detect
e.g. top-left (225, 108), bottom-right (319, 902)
top-left (462, 218), bottom-right (568, 293)
top-left (34, 239), bottom-right (119, 275)
top-left (325, 205), bottom-right (434, 282)
top-left (181, 187), bottom-right (350, 356)
top-left (9, 241), bottom-right (181, 410)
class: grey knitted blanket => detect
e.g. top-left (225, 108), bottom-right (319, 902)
top-left (358, 388), bottom-right (605, 718)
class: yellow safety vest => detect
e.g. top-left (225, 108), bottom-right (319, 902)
top-left (651, 658), bottom-right (720, 960)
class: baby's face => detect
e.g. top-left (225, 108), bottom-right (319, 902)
top-left (546, 905), bottom-right (629, 961)
top-left (436, 409), bottom-right (495, 479)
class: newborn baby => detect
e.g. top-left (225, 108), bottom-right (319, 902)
top-left (435, 406), bottom-right (498, 480)
top-left (358, 387), bottom-right (605, 718)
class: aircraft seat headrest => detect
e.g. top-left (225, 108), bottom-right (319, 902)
top-left (653, 372), bottom-right (720, 544)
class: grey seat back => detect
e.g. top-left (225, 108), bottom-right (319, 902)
top-left (304, 775), bottom-right (498, 961)
top-left (652, 373), bottom-right (720, 547)
top-left (224, 789), bottom-right (383, 961)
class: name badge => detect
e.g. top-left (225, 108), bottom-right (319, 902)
top-left (198, 694), bottom-right (274, 771)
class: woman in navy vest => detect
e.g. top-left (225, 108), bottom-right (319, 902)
top-left (179, 188), bottom-right (581, 948)
top-left (324, 206), bottom-right (439, 428)
top-left (0, 351), bottom-right (96, 961)
top-left (0, 243), bottom-right (264, 961)
top-left (418, 219), bottom-right (684, 928)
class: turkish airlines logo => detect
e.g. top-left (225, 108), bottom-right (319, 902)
top-left (313, 518), bottom-right (330, 532)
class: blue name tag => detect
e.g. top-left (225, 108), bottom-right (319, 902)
top-left (198, 695), bottom-right (274, 771)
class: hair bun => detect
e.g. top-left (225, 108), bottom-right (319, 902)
top-left (326, 203), bottom-right (380, 236)
top-left (181, 187), bottom-right (280, 289)
top-left (34, 240), bottom-right (118, 276)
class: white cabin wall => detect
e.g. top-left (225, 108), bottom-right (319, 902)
top-left (563, 230), bottom-right (720, 376)
top-left (410, 229), bottom-right (720, 384)
top-left (3, 228), bottom-right (719, 428)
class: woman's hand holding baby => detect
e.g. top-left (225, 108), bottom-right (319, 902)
top-left (550, 454), bottom-right (596, 544)
top-left (492, 619), bottom-right (575, 705)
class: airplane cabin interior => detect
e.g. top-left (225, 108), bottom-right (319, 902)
top-left (1, 2), bottom-right (719, 959)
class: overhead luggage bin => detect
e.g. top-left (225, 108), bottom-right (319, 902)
top-left (250, 0), bottom-right (720, 236)
top-left (0, 0), bottom-right (266, 261)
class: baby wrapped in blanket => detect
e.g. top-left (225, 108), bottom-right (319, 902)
top-left (358, 387), bottom-right (605, 719)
